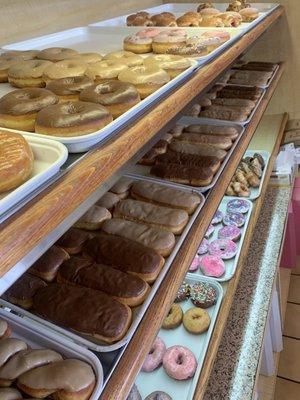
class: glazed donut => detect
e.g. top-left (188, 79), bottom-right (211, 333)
top-left (151, 13), bottom-right (177, 27)
top-left (17, 359), bottom-right (96, 400)
top-left (126, 12), bottom-right (153, 26)
top-left (183, 307), bottom-right (211, 334)
top-left (176, 12), bottom-right (202, 27)
top-left (175, 281), bottom-right (190, 302)
top-left (0, 88), bottom-right (59, 132)
top-left (35, 101), bottom-right (113, 137)
top-left (85, 60), bottom-right (128, 83)
top-left (46, 76), bottom-right (94, 102)
top-left (0, 55), bottom-right (27, 83)
top-left (162, 345), bottom-right (197, 380)
top-left (0, 387), bottom-right (23, 400)
top-left (162, 304), bottom-right (183, 329)
top-left (152, 29), bottom-right (187, 54)
top-left (37, 47), bottom-right (79, 62)
top-left (43, 59), bottom-right (88, 83)
top-left (227, 198), bottom-right (250, 213)
top-left (142, 337), bottom-right (166, 372)
top-left (123, 34), bottom-right (153, 54)
top-left (2, 50), bottom-right (40, 60)
top-left (8, 60), bottom-right (53, 88)
top-left (145, 392), bottom-right (172, 400)
top-left (0, 318), bottom-right (11, 340)
top-left (0, 338), bottom-right (28, 367)
top-left (70, 52), bottom-right (103, 64)
top-left (103, 51), bottom-right (143, 67)
top-left (144, 54), bottom-right (191, 78)
top-left (199, 254), bottom-right (225, 277)
top-left (190, 282), bottom-right (217, 308)
top-left (0, 131), bottom-right (34, 193)
top-left (118, 65), bottom-right (169, 99)
top-left (79, 81), bottom-right (140, 118)
top-left (218, 225), bottom-right (241, 241)
top-left (208, 239), bottom-right (237, 259)
top-left (199, 16), bottom-right (224, 27)
top-left (223, 211), bottom-right (245, 227)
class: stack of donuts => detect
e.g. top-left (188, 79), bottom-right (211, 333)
top-left (2, 177), bottom-right (203, 345)
top-left (0, 317), bottom-right (96, 400)
top-left (0, 47), bottom-right (192, 135)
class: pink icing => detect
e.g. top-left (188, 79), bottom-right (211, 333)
top-left (208, 239), bottom-right (237, 259)
top-left (163, 345), bottom-right (197, 380)
top-left (197, 238), bottom-right (209, 255)
top-left (200, 255), bottom-right (225, 277)
top-left (218, 226), bottom-right (241, 241)
top-left (189, 254), bottom-right (201, 271)
top-left (142, 337), bottom-right (166, 372)
top-left (136, 28), bottom-right (163, 38)
top-left (124, 34), bottom-right (152, 44)
top-left (201, 30), bottom-right (230, 43)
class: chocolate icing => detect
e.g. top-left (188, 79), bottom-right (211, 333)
top-left (58, 256), bottom-right (148, 299)
top-left (56, 227), bottom-right (90, 252)
top-left (151, 163), bottom-right (214, 181)
top-left (33, 283), bottom-right (131, 340)
top-left (185, 124), bottom-right (239, 135)
top-left (29, 245), bottom-right (69, 281)
top-left (169, 140), bottom-right (227, 159)
top-left (4, 273), bottom-right (46, 302)
top-left (176, 132), bottom-right (232, 148)
top-left (84, 233), bottom-right (164, 276)
top-left (0, 88), bottom-right (58, 115)
top-left (46, 76), bottom-right (93, 95)
top-left (155, 150), bottom-right (220, 169)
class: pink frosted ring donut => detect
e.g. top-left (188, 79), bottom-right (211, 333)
top-left (200, 255), bottom-right (225, 277)
top-left (223, 211), bottom-right (245, 227)
top-left (205, 224), bottom-right (215, 239)
top-left (197, 238), bottom-right (209, 255)
top-left (218, 225), bottom-right (241, 241)
top-left (189, 254), bottom-right (201, 272)
top-left (136, 28), bottom-right (163, 38)
top-left (227, 199), bottom-right (250, 214)
top-left (208, 239), bottom-right (237, 259)
top-left (142, 337), bottom-right (166, 372)
top-left (163, 345), bottom-right (197, 380)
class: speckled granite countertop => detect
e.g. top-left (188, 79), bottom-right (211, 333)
top-left (203, 185), bottom-right (292, 400)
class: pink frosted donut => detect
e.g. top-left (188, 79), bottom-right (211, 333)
top-left (200, 255), bottom-right (225, 277)
top-left (211, 210), bottom-right (223, 225)
top-left (189, 254), bottom-right (201, 271)
top-left (142, 337), bottom-right (166, 372)
top-left (205, 224), bottom-right (215, 239)
top-left (201, 30), bottom-right (230, 44)
top-left (218, 226), bottom-right (241, 242)
top-left (197, 238), bottom-right (209, 255)
top-left (208, 239), bottom-right (237, 259)
top-left (136, 28), bottom-right (163, 38)
top-left (163, 345), bottom-right (197, 380)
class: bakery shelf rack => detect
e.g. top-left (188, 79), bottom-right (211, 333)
top-left (0, 6), bottom-right (285, 400)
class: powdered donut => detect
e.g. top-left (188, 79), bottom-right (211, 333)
top-left (163, 345), bottom-right (197, 380)
top-left (200, 255), bottom-right (225, 277)
top-left (190, 282), bottom-right (217, 308)
top-left (227, 199), bottom-right (250, 214)
top-left (218, 225), bottom-right (241, 241)
top-left (211, 210), bottom-right (223, 224)
top-left (189, 254), bottom-right (201, 272)
top-left (142, 337), bottom-right (166, 372)
top-left (223, 211), bottom-right (245, 227)
top-left (208, 239), bottom-right (237, 259)
top-left (197, 238), bottom-right (209, 255)
top-left (205, 224), bottom-right (215, 239)
top-left (175, 281), bottom-right (190, 302)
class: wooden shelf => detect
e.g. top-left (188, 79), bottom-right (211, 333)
top-left (0, 6), bottom-right (283, 280)
top-left (100, 67), bottom-right (285, 399)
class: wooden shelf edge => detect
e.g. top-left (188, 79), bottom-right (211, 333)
top-left (0, 6), bottom-right (284, 276)
top-left (99, 66), bottom-right (285, 400)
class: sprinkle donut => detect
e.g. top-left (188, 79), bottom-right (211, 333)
top-left (189, 254), bottom-right (201, 272)
top-left (223, 211), bottom-right (245, 227)
top-left (227, 199), bottom-right (250, 214)
top-left (163, 345), bottom-right (197, 380)
top-left (142, 337), bottom-right (166, 372)
top-left (197, 238), bottom-right (209, 255)
top-left (190, 282), bottom-right (217, 308)
top-left (218, 225), bottom-right (241, 241)
top-left (208, 239), bottom-right (237, 259)
top-left (205, 224), bottom-right (215, 239)
top-left (175, 282), bottom-right (190, 302)
top-left (199, 255), bottom-right (225, 277)
top-left (212, 210), bottom-right (223, 225)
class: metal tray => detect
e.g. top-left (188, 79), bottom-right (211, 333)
top-left (0, 308), bottom-right (103, 399)
top-left (187, 196), bottom-right (253, 282)
top-left (127, 117), bottom-right (245, 193)
top-left (0, 130), bottom-right (68, 217)
top-left (0, 177), bottom-right (205, 353)
top-left (135, 275), bottom-right (223, 399)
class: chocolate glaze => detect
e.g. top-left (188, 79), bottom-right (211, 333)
top-left (56, 227), bottom-right (90, 252)
top-left (169, 140), bottom-right (227, 159)
top-left (155, 150), bottom-right (220, 169)
top-left (46, 76), bottom-right (94, 95)
top-left (29, 245), bottom-right (69, 280)
top-left (151, 163), bottom-right (213, 181)
top-left (0, 88), bottom-right (58, 115)
top-left (33, 283), bottom-right (131, 340)
top-left (176, 132), bottom-right (232, 147)
top-left (58, 256), bottom-right (148, 298)
top-left (84, 233), bottom-right (164, 276)
top-left (185, 124), bottom-right (239, 135)
top-left (3, 273), bottom-right (46, 302)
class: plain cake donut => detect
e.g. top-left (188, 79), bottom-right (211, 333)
top-left (0, 88), bottom-right (59, 131)
top-left (35, 100), bottom-right (113, 137)
top-left (8, 59), bottom-right (53, 88)
top-left (46, 76), bottom-right (94, 102)
top-left (79, 81), bottom-right (140, 118)
top-left (37, 47), bottom-right (79, 62)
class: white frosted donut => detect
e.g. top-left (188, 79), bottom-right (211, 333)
top-left (118, 65), bottom-right (169, 86)
top-left (144, 54), bottom-right (191, 71)
top-left (103, 51), bottom-right (143, 67)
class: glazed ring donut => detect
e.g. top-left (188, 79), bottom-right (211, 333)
top-left (152, 29), bottom-right (187, 54)
top-left (43, 59), bottom-right (88, 83)
top-left (163, 345), bottom-right (197, 380)
top-left (176, 12), bottom-right (202, 27)
top-left (46, 76), bottom-right (94, 102)
top-left (0, 88), bottom-right (59, 132)
top-left (144, 54), bottom-right (191, 78)
top-left (8, 60), bottom-right (53, 88)
top-left (118, 65), bottom-right (169, 99)
top-left (0, 131), bottom-right (34, 193)
top-left (79, 81), bottom-right (140, 118)
top-left (70, 52), bottom-right (103, 64)
top-left (183, 307), bottom-right (211, 334)
top-left (0, 55), bottom-right (26, 83)
top-left (208, 239), bottom-right (237, 259)
top-left (142, 337), bottom-right (166, 372)
top-left (35, 101), bottom-right (113, 137)
top-left (103, 51), bottom-right (143, 67)
top-left (162, 303), bottom-right (183, 329)
top-left (85, 60), bottom-right (128, 83)
top-left (37, 47), bottom-right (79, 62)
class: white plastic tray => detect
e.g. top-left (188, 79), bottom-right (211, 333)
top-left (0, 130), bottom-right (68, 217)
top-left (135, 275), bottom-right (223, 399)
top-left (0, 177), bottom-right (205, 353)
top-left (187, 196), bottom-right (253, 282)
top-left (127, 117), bottom-right (245, 193)
top-left (0, 308), bottom-right (103, 399)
